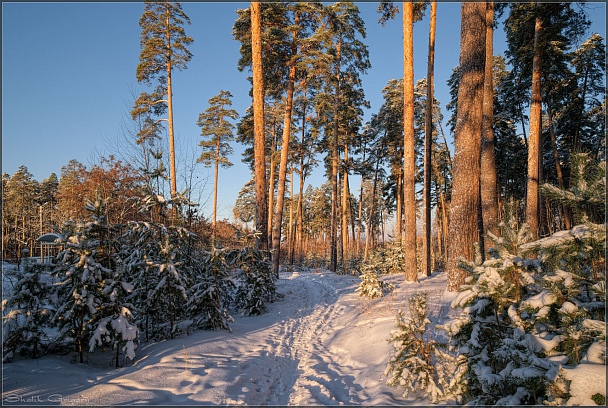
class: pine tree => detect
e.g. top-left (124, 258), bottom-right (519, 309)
top-left (480, 2), bottom-right (500, 255)
top-left (422, 2), bottom-right (437, 277)
top-left (197, 90), bottom-right (238, 239)
top-left (385, 292), bottom-right (456, 403)
top-left (443, 185), bottom-right (605, 404)
top-left (250, 1), bottom-right (268, 251)
top-left (229, 246), bottom-right (277, 316)
top-left (122, 221), bottom-right (192, 340)
top-left (186, 247), bottom-right (233, 331)
top-left (2, 258), bottom-right (52, 360)
top-left (355, 268), bottom-right (394, 299)
top-left (52, 200), bottom-right (115, 363)
top-left (88, 271), bottom-right (139, 367)
top-left (132, 1), bottom-right (193, 202)
top-left (446, 2), bottom-right (486, 292)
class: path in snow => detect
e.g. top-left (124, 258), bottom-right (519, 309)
top-left (3, 269), bottom-right (448, 405)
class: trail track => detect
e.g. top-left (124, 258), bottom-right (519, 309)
top-left (3, 269), bottom-right (447, 405)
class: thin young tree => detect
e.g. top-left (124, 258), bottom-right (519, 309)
top-left (422, 2), bottom-right (436, 277)
top-left (446, 2), bottom-right (486, 292)
top-left (526, 11), bottom-right (543, 239)
top-left (132, 1), bottom-right (193, 202)
top-left (480, 2), bottom-right (499, 256)
top-left (197, 90), bottom-right (238, 241)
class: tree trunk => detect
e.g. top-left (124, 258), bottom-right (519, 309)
top-left (403, 1), bottom-right (418, 283)
top-left (212, 121), bottom-right (221, 244)
top-left (330, 37), bottom-right (342, 273)
top-left (357, 175), bottom-right (365, 256)
top-left (396, 165), bottom-right (403, 239)
top-left (297, 142), bottom-right (306, 265)
top-left (364, 143), bottom-right (383, 261)
top-left (422, 1), bottom-right (436, 277)
top-left (251, 1), bottom-right (268, 250)
top-left (480, 1), bottom-right (500, 255)
top-left (573, 66), bottom-right (589, 153)
top-left (446, 2), bottom-right (486, 292)
top-left (165, 9), bottom-right (177, 203)
top-left (268, 124), bottom-right (276, 245)
top-left (526, 15), bottom-right (543, 240)
top-left (547, 106), bottom-right (572, 230)
top-left (288, 166), bottom-right (295, 265)
top-left (272, 53), bottom-right (297, 278)
top-left (341, 145), bottom-right (350, 264)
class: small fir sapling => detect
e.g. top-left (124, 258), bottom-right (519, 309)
top-left (2, 258), bottom-right (53, 360)
top-left (385, 292), bottom-right (456, 403)
top-left (444, 185), bottom-right (605, 405)
top-left (441, 203), bottom-right (564, 405)
top-left (51, 201), bottom-right (116, 364)
top-left (229, 247), bottom-right (277, 316)
top-left (356, 242), bottom-right (410, 299)
top-left (120, 221), bottom-right (193, 340)
top-left (186, 247), bottom-right (234, 331)
top-left (355, 269), bottom-right (395, 299)
top-left (88, 271), bottom-right (139, 366)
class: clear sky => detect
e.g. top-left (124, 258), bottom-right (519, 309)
top-left (2, 2), bottom-right (606, 221)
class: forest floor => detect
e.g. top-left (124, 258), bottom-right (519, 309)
top-left (2, 266), bottom-right (452, 406)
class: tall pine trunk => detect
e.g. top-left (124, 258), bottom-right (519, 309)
top-left (330, 37), bottom-right (342, 273)
top-left (526, 15), bottom-right (543, 240)
top-left (212, 121), bottom-right (221, 244)
top-left (341, 145), bottom-right (350, 264)
top-left (403, 2), bottom-right (418, 282)
top-left (547, 106), bottom-right (571, 230)
top-left (268, 125), bottom-right (276, 245)
top-left (251, 1), bottom-right (268, 250)
top-left (288, 166), bottom-right (295, 264)
top-left (422, 1), bottom-right (436, 277)
top-left (165, 9), bottom-right (177, 203)
top-left (480, 2), bottom-right (499, 256)
top-left (272, 47), bottom-right (297, 278)
top-left (446, 2), bottom-right (486, 292)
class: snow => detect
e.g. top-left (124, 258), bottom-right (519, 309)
top-left (521, 290), bottom-right (557, 309)
top-left (581, 341), bottom-right (606, 364)
top-left (563, 363), bottom-right (607, 406)
top-left (2, 269), bottom-right (452, 405)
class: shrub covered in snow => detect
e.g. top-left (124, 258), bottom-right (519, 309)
top-left (364, 240), bottom-right (409, 276)
top-left (187, 247), bottom-right (234, 331)
top-left (443, 199), bottom-right (606, 405)
top-left (2, 258), bottom-right (53, 360)
top-left (119, 221), bottom-right (194, 341)
top-left (228, 247), bottom-right (276, 316)
top-left (52, 200), bottom-right (120, 364)
top-left (385, 292), bottom-right (458, 403)
top-left (355, 270), bottom-right (395, 299)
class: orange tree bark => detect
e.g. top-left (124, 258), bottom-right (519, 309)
top-left (250, 2), bottom-right (268, 250)
top-left (446, 2), bottom-right (486, 292)
top-left (403, 2), bottom-right (418, 282)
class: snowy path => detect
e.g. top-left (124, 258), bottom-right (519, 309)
top-left (3, 269), bottom-right (448, 405)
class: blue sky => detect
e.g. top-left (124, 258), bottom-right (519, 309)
top-left (2, 2), bottom-right (606, 221)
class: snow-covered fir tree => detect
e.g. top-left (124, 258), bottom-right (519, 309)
top-left (2, 258), bottom-right (53, 361)
top-left (443, 186), bottom-right (605, 405)
top-left (228, 247), bottom-right (277, 316)
top-left (88, 267), bottom-right (139, 367)
top-left (186, 246), bottom-right (234, 331)
top-left (121, 221), bottom-right (193, 340)
top-left (52, 199), bottom-right (117, 363)
top-left (355, 269), bottom-right (395, 299)
top-left (385, 292), bottom-right (457, 403)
